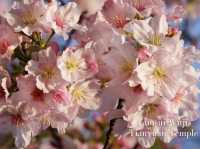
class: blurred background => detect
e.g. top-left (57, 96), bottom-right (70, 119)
top-left (163, 0), bottom-right (200, 149)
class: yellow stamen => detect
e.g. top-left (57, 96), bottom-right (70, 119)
top-left (42, 68), bottom-right (55, 79)
top-left (71, 87), bottom-right (86, 103)
top-left (22, 10), bottom-right (37, 25)
top-left (149, 34), bottom-right (162, 46)
top-left (65, 57), bottom-right (80, 72)
top-left (142, 103), bottom-right (159, 118)
top-left (41, 115), bottom-right (51, 126)
top-left (153, 67), bottom-right (166, 79)
top-left (121, 62), bottom-right (133, 73)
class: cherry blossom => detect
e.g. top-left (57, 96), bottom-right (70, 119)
top-left (75, 0), bottom-right (107, 16)
top-left (57, 42), bottom-right (98, 83)
top-left (0, 17), bottom-right (19, 55)
top-left (124, 96), bottom-right (179, 148)
top-left (101, 44), bottom-right (137, 86)
top-left (68, 80), bottom-right (100, 110)
top-left (25, 47), bottom-right (64, 93)
top-left (0, 0), bottom-right (13, 16)
top-left (5, 0), bottom-right (48, 35)
top-left (0, 101), bottom-right (41, 148)
top-left (124, 15), bottom-right (169, 51)
top-left (43, 1), bottom-right (84, 40)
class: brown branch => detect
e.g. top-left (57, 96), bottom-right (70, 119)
top-left (103, 98), bottom-right (125, 149)
top-left (133, 143), bottom-right (140, 149)
top-left (44, 29), bottom-right (55, 47)
top-left (50, 127), bottom-right (63, 149)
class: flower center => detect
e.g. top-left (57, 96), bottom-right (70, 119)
top-left (42, 68), bottom-right (55, 80)
top-left (53, 90), bottom-right (67, 103)
top-left (65, 57), bottom-right (80, 72)
top-left (134, 13), bottom-right (145, 20)
top-left (87, 60), bottom-right (98, 73)
top-left (149, 34), bottom-right (162, 46)
top-left (153, 67), bottom-right (166, 79)
top-left (22, 10), bottom-right (37, 25)
top-left (121, 61), bottom-right (133, 73)
top-left (71, 87), bottom-right (86, 103)
top-left (112, 15), bottom-right (127, 28)
top-left (142, 103), bottom-right (159, 118)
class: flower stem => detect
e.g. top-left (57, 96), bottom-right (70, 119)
top-left (19, 31), bottom-right (35, 41)
top-left (44, 29), bottom-right (55, 47)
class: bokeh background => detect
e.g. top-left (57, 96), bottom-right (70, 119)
top-left (162, 1), bottom-right (200, 149)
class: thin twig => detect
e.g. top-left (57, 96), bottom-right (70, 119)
top-left (103, 98), bottom-right (125, 149)
top-left (64, 29), bottom-right (75, 48)
top-left (19, 31), bottom-right (35, 41)
top-left (44, 29), bottom-right (55, 47)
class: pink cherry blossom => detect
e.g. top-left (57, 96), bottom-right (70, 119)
top-left (75, 0), bottom-right (107, 16)
top-left (124, 15), bottom-right (169, 52)
top-left (43, 1), bottom-right (84, 40)
top-left (102, 0), bottom-right (134, 29)
top-left (57, 42), bottom-right (98, 83)
top-left (45, 85), bottom-right (80, 131)
top-left (0, 0), bottom-right (13, 16)
top-left (170, 86), bottom-right (199, 121)
top-left (5, 0), bottom-right (48, 35)
top-left (124, 96), bottom-right (178, 148)
top-left (137, 48), bottom-right (152, 62)
top-left (101, 44), bottom-right (137, 86)
top-left (0, 17), bottom-right (19, 55)
top-left (129, 49), bottom-right (186, 98)
top-left (13, 75), bottom-right (48, 111)
top-left (68, 80), bottom-right (100, 110)
top-left (129, 0), bottom-right (165, 16)
top-left (0, 100), bottom-right (41, 148)
top-left (25, 47), bottom-right (64, 93)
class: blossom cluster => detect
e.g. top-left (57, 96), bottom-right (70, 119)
top-left (0, 0), bottom-right (199, 148)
